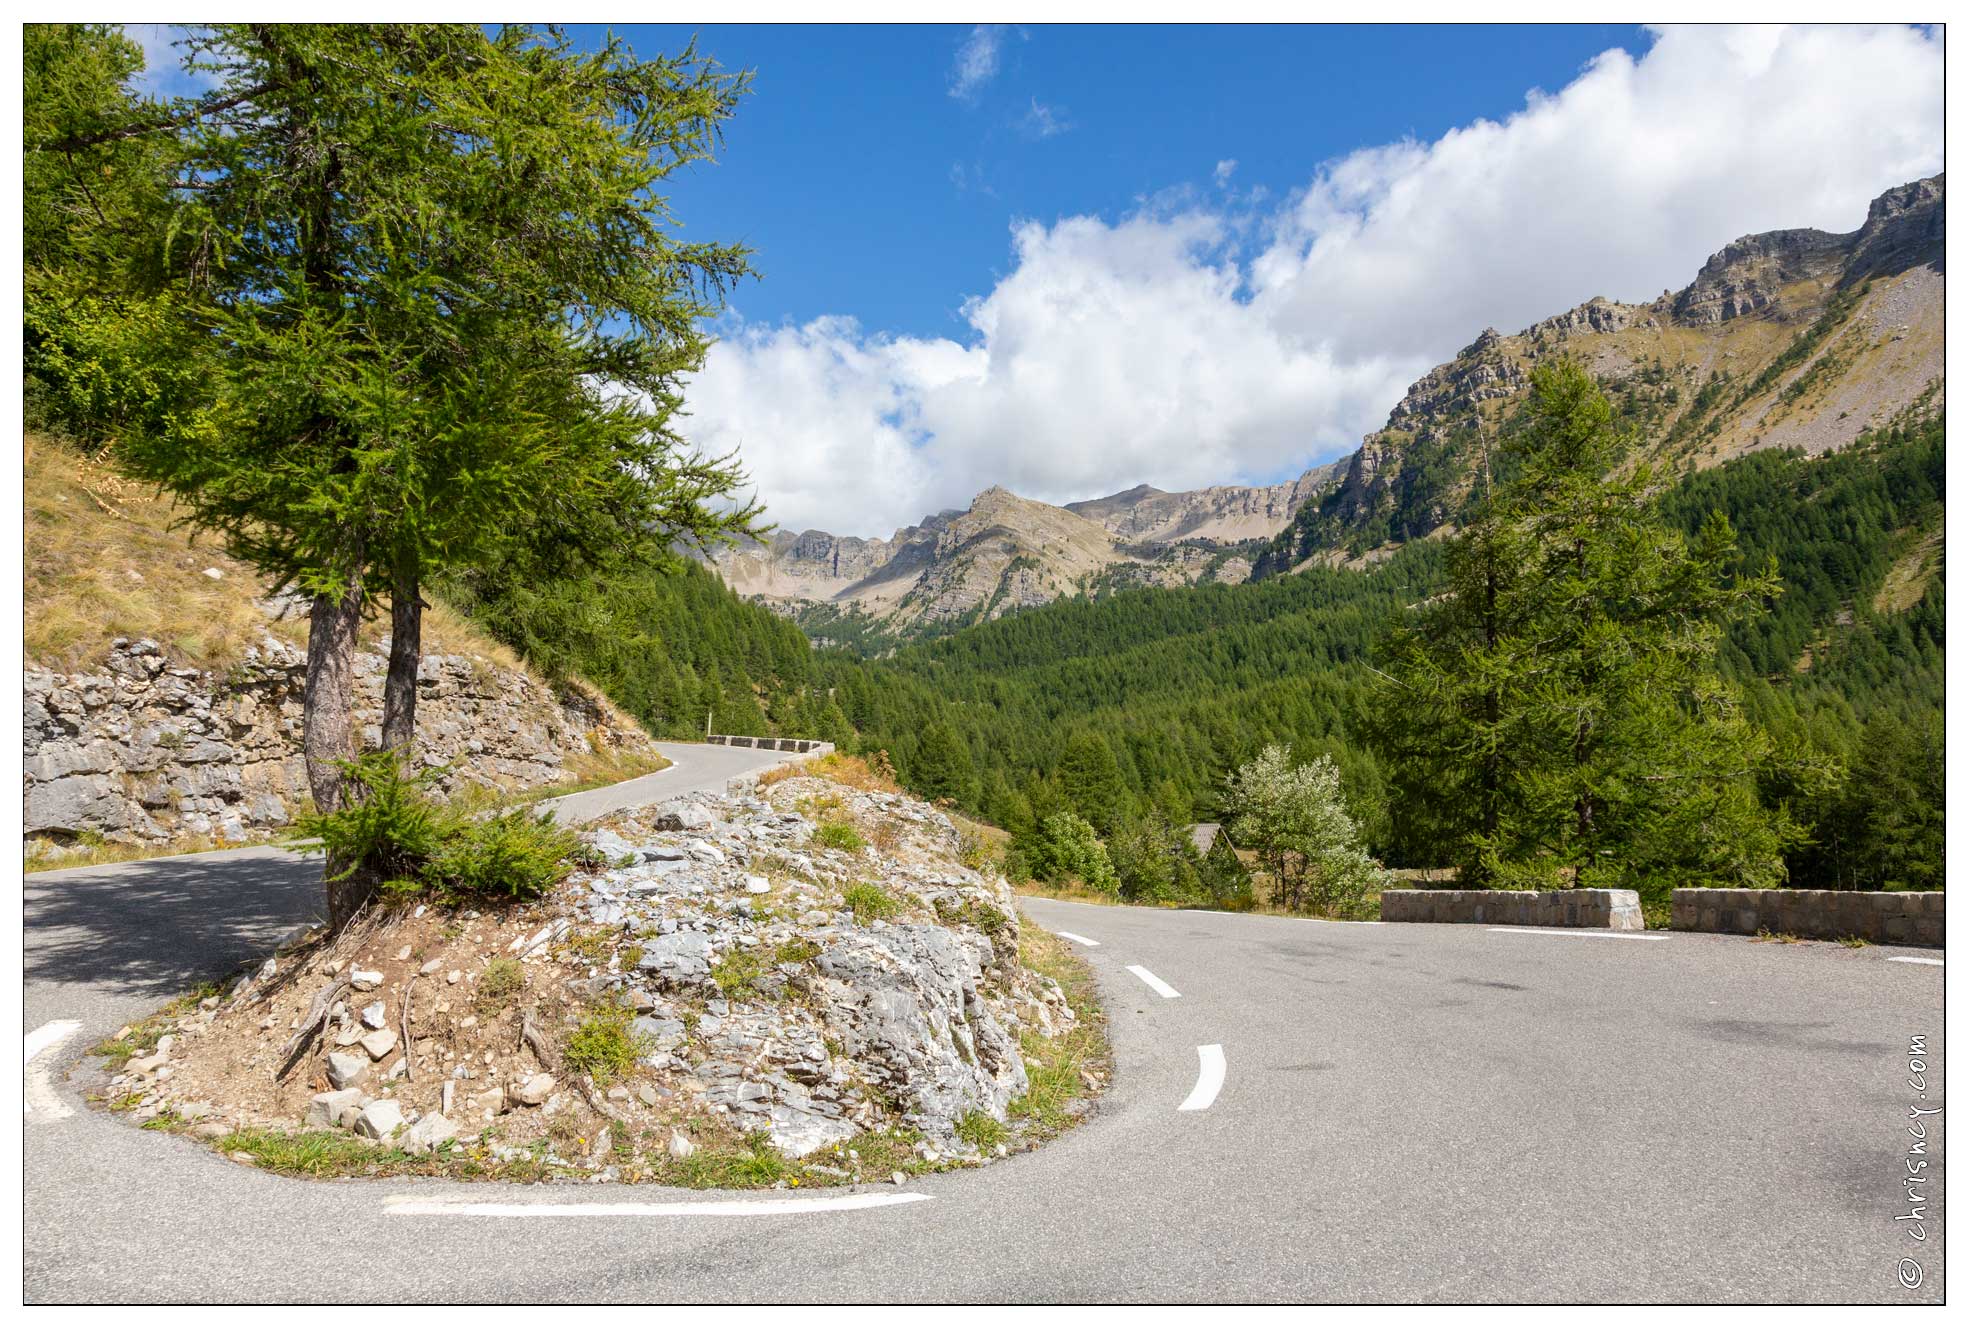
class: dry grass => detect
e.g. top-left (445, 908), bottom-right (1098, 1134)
top-left (759, 750), bottom-right (902, 794)
top-left (25, 434), bottom-right (542, 673)
top-left (24, 435), bottom-right (301, 671)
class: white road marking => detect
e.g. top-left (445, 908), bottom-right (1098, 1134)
top-left (384, 1191), bottom-right (931, 1218)
top-left (1888, 955), bottom-right (1944, 967)
top-left (1179, 1044), bottom-right (1226, 1112)
top-left (1485, 927), bottom-right (1664, 941)
top-left (25, 1019), bottom-right (83, 1120)
top-left (1056, 931), bottom-right (1101, 948)
top-left (1127, 965), bottom-right (1182, 999)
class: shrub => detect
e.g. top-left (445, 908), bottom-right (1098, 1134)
top-left (294, 751), bottom-right (577, 904)
top-left (424, 810), bottom-right (579, 901)
top-left (1027, 813), bottom-right (1119, 895)
top-left (562, 1006), bottom-right (651, 1086)
top-left (474, 957), bottom-right (526, 1015)
top-left (935, 897), bottom-right (1010, 938)
top-left (294, 751), bottom-right (456, 886)
top-left (812, 821), bottom-right (866, 853)
top-left (842, 881), bottom-right (900, 923)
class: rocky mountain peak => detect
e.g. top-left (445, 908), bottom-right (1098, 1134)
top-left (1673, 174), bottom-right (1943, 326)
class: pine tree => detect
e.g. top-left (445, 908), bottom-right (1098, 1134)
top-left (1058, 731), bottom-right (1128, 833)
top-left (911, 722), bottom-right (976, 805)
top-left (61, 26), bottom-right (763, 922)
top-left (1375, 359), bottom-right (1795, 907)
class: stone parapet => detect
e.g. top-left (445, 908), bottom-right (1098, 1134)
top-left (1380, 888), bottom-right (1645, 931)
top-left (1671, 888), bottom-right (1943, 947)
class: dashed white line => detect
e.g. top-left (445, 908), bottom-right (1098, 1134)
top-left (1485, 927), bottom-right (1664, 941)
top-left (1056, 931), bottom-right (1102, 948)
top-left (1179, 1044), bottom-right (1226, 1112)
top-left (25, 1019), bottom-right (83, 1120)
top-left (1888, 955), bottom-right (1944, 967)
top-left (383, 1191), bottom-right (931, 1218)
top-left (1127, 965), bottom-right (1182, 999)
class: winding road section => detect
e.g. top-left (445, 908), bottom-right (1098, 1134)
top-left (23, 750), bottom-right (1946, 1302)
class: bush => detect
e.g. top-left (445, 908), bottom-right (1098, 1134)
top-left (424, 810), bottom-right (578, 901)
top-left (1027, 813), bottom-right (1120, 895)
top-left (842, 881), bottom-right (900, 923)
top-left (562, 1006), bottom-right (651, 1086)
top-left (294, 751), bottom-right (455, 887)
top-left (294, 751), bottom-right (578, 905)
top-left (773, 937), bottom-right (821, 966)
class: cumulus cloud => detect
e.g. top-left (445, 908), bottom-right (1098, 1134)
top-left (687, 24), bottom-right (1942, 536)
top-left (1214, 159), bottom-right (1238, 188)
top-left (948, 25), bottom-right (1006, 102)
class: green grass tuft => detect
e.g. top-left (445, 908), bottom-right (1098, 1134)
top-left (842, 881), bottom-right (900, 923)
top-left (812, 821), bottom-right (866, 853)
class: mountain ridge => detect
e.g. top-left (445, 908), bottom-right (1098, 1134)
top-left (711, 174), bottom-right (1943, 641)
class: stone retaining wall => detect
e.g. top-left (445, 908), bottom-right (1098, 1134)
top-left (24, 635), bottom-right (657, 848)
top-left (1671, 888), bottom-right (1943, 947)
top-left (1380, 888), bottom-right (1646, 931)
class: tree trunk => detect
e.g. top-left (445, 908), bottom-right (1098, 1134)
top-left (305, 577), bottom-right (367, 929)
top-left (381, 563), bottom-right (422, 756)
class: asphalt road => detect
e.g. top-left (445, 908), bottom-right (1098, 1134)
top-left (24, 794), bottom-right (1945, 1301)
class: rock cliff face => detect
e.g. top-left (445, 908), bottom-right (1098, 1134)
top-left (1259, 174), bottom-right (1944, 573)
top-left (709, 465), bottom-right (1344, 641)
top-left (24, 635), bottom-right (657, 849)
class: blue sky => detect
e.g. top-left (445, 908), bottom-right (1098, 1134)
top-left (605, 24), bottom-right (1649, 338)
top-left (129, 24), bottom-right (1944, 536)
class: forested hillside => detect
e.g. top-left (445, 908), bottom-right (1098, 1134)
top-left (443, 558), bottom-right (853, 745)
top-left (816, 412), bottom-right (1942, 897)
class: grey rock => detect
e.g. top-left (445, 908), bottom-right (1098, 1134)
top-left (353, 1099), bottom-right (405, 1140)
top-left (359, 1001), bottom-right (388, 1029)
top-left (307, 1088), bottom-right (366, 1128)
top-left (511, 1073), bottom-right (555, 1106)
top-left (326, 1051), bottom-right (369, 1090)
top-left (635, 930), bottom-right (714, 986)
top-left (654, 801), bottom-right (714, 832)
top-left (399, 1112), bottom-right (458, 1155)
top-left (632, 1017), bottom-right (689, 1053)
top-left (349, 970), bottom-right (384, 992)
top-left (358, 1029), bottom-right (398, 1061)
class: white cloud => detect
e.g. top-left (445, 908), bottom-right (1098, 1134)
top-left (1214, 159), bottom-right (1238, 188)
top-left (948, 25), bottom-right (1006, 102)
top-left (687, 24), bottom-right (1943, 537)
top-left (1021, 97), bottom-right (1072, 139)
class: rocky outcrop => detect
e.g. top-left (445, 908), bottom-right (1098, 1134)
top-left (1671, 227), bottom-right (1849, 325)
top-left (108, 777), bottom-right (1085, 1170)
top-left (23, 635), bottom-right (656, 847)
